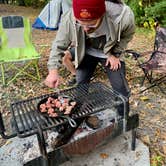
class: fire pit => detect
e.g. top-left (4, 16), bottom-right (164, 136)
top-left (0, 82), bottom-right (139, 166)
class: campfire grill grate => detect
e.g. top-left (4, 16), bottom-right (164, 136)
top-left (10, 82), bottom-right (127, 138)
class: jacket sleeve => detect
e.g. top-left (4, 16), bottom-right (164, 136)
top-left (47, 13), bottom-right (72, 70)
top-left (110, 7), bottom-right (135, 57)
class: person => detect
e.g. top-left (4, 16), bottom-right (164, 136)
top-left (62, 0), bottom-right (72, 14)
top-left (45, 0), bottom-right (135, 117)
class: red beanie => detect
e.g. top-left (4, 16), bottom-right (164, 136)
top-left (73, 0), bottom-right (106, 20)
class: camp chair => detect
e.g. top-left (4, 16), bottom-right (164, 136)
top-left (125, 27), bottom-right (166, 94)
top-left (0, 15), bottom-right (40, 85)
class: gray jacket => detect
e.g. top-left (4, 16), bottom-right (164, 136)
top-left (48, 2), bottom-right (135, 69)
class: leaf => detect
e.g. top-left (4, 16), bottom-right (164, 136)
top-left (139, 110), bottom-right (147, 117)
top-left (143, 22), bottom-right (149, 28)
top-left (162, 145), bottom-right (166, 155)
top-left (138, 0), bottom-right (143, 7)
top-left (141, 135), bottom-right (151, 145)
top-left (100, 153), bottom-right (109, 159)
top-left (161, 132), bottom-right (166, 140)
top-left (5, 140), bottom-right (12, 146)
top-left (146, 103), bottom-right (155, 109)
top-left (155, 129), bottom-right (161, 137)
top-left (149, 116), bottom-right (160, 123)
top-left (140, 96), bottom-right (149, 101)
top-left (135, 151), bottom-right (141, 161)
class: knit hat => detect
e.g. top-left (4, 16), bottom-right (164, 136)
top-left (73, 0), bottom-right (106, 20)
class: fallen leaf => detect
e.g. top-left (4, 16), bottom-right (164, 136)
top-left (149, 116), bottom-right (160, 123)
top-left (141, 135), bottom-right (151, 145)
top-left (132, 101), bottom-right (139, 108)
top-left (155, 129), bottom-right (161, 137)
top-left (135, 151), bottom-right (141, 161)
top-left (162, 145), bottom-right (166, 154)
top-left (161, 132), bottom-right (166, 140)
top-left (140, 96), bottom-right (149, 101)
top-left (5, 140), bottom-right (12, 146)
top-left (146, 103), bottom-right (155, 109)
top-left (139, 110), bottom-right (147, 117)
top-left (100, 153), bottom-right (109, 159)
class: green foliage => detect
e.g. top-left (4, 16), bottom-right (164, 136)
top-left (15, 0), bottom-right (48, 7)
top-left (125, 0), bottom-right (145, 26)
top-left (6, 0), bottom-right (166, 28)
top-left (145, 1), bottom-right (166, 27)
top-left (124, 0), bottom-right (166, 29)
top-left (135, 27), bottom-right (154, 36)
top-left (151, 155), bottom-right (164, 166)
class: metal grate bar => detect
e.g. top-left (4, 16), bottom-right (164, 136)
top-left (27, 103), bottom-right (43, 127)
top-left (10, 104), bottom-right (20, 134)
top-left (14, 104), bottom-right (26, 132)
top-left (29, 101), bottom-right (48, 126)
top-left (10, 82), bottom-right (127, 137)
top-left (18, 103), bottom-right (33, 131)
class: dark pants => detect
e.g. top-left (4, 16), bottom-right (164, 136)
top-left (76, 54), bottom-right (130, 117)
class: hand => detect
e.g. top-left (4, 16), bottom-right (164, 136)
top-left (105, 55), bottom-right (121, 71)
top-left (44, 69), bottom-right (60, 88)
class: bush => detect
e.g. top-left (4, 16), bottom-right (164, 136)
top-left (125, 0), bottom-right (166, 28)
top-left (145, 1), bottom-right (166, 27)
top-left (15, 0), bottom-right (48, 7)
top-left (125, 0), bottom-right (145, 26)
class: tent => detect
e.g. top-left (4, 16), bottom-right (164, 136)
top-left (32, 0), bottom-right (71, 30)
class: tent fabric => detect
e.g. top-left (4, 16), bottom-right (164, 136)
top-left (32, 0), bottom-right (72, 30)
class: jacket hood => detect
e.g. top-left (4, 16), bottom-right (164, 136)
top-left (105, 1), bottom-right (128, 24)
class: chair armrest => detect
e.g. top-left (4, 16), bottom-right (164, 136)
top-left (125, 50), bottom-right (141, 60)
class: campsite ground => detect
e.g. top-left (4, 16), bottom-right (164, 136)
top-left (0, 4), bottom-right (166, 165)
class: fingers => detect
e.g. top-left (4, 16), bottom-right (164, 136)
top-left (112, 61), bottom-right (121, 70)
top-left (105, 59), bottom-right (109, 66)
top-left (44, 79), bottom-right (59, 88)
top-left (112, 62), bottom-right (121, 71)
top-left (44, 80), bottom-right (54, 88)
top-left (111, 64), bottom-right (118, 71)
top-left (118, 61), bottom-right (121, 68)
top-left (55, 79), bottom-right (60, 87)
top-left (44, 70), bottom-right (61, 88)
top-left (105, 59), bottom-right (121, 71)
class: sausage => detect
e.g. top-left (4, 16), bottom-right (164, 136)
top-left (39, 96), bottom-right (77, 116)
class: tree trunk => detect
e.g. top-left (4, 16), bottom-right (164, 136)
top-left (0, 0), bottom-right (8, 4)
top-left (17, 0), bottom-right (25, 6)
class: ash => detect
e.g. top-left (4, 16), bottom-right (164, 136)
top-left (23, 130), bottom-right (59, 163)
top-left (0, 135), bottom-right (38, 166)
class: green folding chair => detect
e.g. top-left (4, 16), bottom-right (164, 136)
top-left (0, 15), bottom-right (40, 85)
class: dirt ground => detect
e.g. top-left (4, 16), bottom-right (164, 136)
top-left (0, 4), bottom-right (166, 165)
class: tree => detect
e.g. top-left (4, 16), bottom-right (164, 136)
top-left (0, 0), bottom-right (8, 4)
top-left (17, 0), bottom-right (25, 6)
